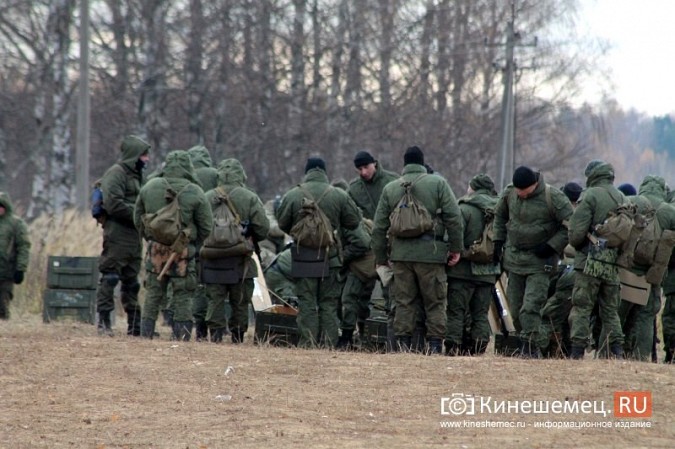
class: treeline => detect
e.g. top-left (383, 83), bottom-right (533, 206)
top-left (0, 0), bottom-right (671, 219)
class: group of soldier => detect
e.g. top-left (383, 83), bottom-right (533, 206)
top-left (2, 133), bottom-right (672, 364)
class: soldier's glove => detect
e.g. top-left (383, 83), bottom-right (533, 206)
top-left (13, 271), bottom-right (24, 284)
top-left (493, 240), bottom-right (504, 264)
top-left (533, 243), bottom-right (556, 259)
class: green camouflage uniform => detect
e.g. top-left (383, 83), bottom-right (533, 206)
top-left (187, 145), bottom-right (221, 339)
top-left (203, 159), bottom-right (270, 341)
top-left (445, 179), bottom-right (499, 354)
top-left (0, 193), bottom-right (30, 320)
top-left (134, 150), bottom-right (213, 339)
top-left (96, 135), bottom-right (150, 334)
top-left (277, 167), bottom-right (362, 347)
top-left (372, 163), bottom-right (464, 345)
top-left (494, 175), bottom-right (573, 348)
top-left (620, 176), bottom-right (675, 361)
top-left (339, 220), bottom-right (374, 335)
top-left (568, 162), bottom-right (625, 354)
top-left (348, 163), bottom-right (399, 220)
top-left (265, 248), bottom-right (296, 303)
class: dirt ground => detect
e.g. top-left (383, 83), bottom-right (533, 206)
top-left (0, 316), bottom-right (673, 449)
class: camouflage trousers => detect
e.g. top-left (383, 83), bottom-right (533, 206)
top-left (0, 281), bottom-right (13, 319)
top-left (205, 279), bottom-right (253, 333)
top-left (537, 268), bottom-right (575, 353)
top-left (96, 244), bottom-right (142, 316)
top-left (142, 261), bottom-right (197, 323)
top-left (662, 293), bottom-right (675, 360)
top-left (445, 278), bottom-right (491, 347)
top-left (340, 272), bottom-right (375, 331)
top-left (392, 261), bottom-right (447, 339)
top-left (295, 269), bottom-right (342, 348)
top-left (619, 287), bottom-right (661, 362)
top-left (569, 270), bottom-right (623, 349)
top-left (506, 271), bottom-right (551, 344)
top-left (191, 283), bottom-right (209, 323)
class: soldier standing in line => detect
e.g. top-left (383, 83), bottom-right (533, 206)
top-left (201, 158), bottom-right (269, 343)
top-left (445, 173), bottom-right (499, 356)
top-left (372, 146), bottom-right (464, 354)
top-left (134, 150), bottom-right (213, 341)
top-left (276, 157), bottom-right (362, 348)
top-left (493, 166), bottom-right (573, 358)
top-left (567, 160), bottom-right (626, 359)
top-left (0, 192), bottom-right (30, 320)
top-left (95, 135), bottom-right (150, 336)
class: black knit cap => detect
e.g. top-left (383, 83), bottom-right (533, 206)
top-left (512, 166), bottom-right (538, 189)
top-left (353, 151), bottom-right (375, 168)
top-left (562, 182), bottom-right (583, 202)
top-left (403, 146), bottom-right (424, 166)
top-left (304, 157), bottom-right (326, 173)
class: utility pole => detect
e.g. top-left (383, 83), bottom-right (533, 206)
top-left (75, 0), bottom-right (90, 211)
top-left (491, 3), bottom-right (536, 191)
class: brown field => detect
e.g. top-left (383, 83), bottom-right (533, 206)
top-left (1, 315), bottom-right (673, 449)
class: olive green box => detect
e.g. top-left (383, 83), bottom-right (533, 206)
top-left (43, 289), bottom-right (96, 324)
top-left (47, 256), bottom-right (100, 290)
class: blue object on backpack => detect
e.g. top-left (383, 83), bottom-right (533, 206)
top-left (91, 184), bottom-right (105, 219)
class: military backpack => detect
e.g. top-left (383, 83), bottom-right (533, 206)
top-left (289, 185), bottom-right (336, 250)
top-left (462, 206), bottom-right (496, 264)
top-left (388, 174), bottom-right (434, 238)
top-left (142, 179), bottom-right (190, 245)
top-left (202, 187), bottom-right (254, 257)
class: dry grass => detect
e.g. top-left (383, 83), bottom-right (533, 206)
top-left (0, 317), bottom-right (673, 449)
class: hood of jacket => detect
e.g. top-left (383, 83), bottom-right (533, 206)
top-left (585, 161), bottom-right (615, 188)
top-left (217, 158), bottom-right (247, 186)
top-left (187, 145), bottom-right (213, 169)
top-left (638, 175), bottom-right (667, 202)
top-left (160, 150), bottom-right (199, 184)
top-left (0, 192), bottom-right (14, 214)
top-left (119, 135), bottom-right (151, 170)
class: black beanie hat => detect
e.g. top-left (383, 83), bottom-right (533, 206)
top-left (353, 151), bottom-right (375, 168)
top-left (562, 182), bottom-right (583, 202)
top-left (512, 166), bottom-right (538, 189)
top-left (403, 146), bottom-right (424, 166)
top-left (304, 157), bottom-right (326, 173)
top-left (618, 183), bottom-right (637, 196)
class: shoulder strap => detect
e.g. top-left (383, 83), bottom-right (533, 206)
top-left (544, 185), bottom-right (554, 217)
top-left (215, 186), bottom-right (241, 221)
top-left (299, 184), bottom-right (332, 206)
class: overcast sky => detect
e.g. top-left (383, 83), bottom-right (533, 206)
top-left (579, 0), bottom-right (675, 116)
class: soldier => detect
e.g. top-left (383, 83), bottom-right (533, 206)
top-left (568, 160), bottom-right (626, 359)
top-left (372, 146), bottom-right (464, 354)
top-left (621, 175), bottom-right (675, 361)
top-left (493, 166), bottom-right (573, 358)
top-left (276, 157), bottom-right (362, 348)
top-left (348, 150), bottom-right (399, 220)
top-left (445, 174), bottom-right (499, 356)
top-left (187, 145), bottom-right (220, 341)
top-left (134, 150), bottom-right (213, 340)
top-left (201, 158), bottom-right (270, 343)
top-left (264, 247), bottom-right (297, 305)
top-left (0, 192), bottom-right (30, 320)
top-left (95, 135), bottom-right (150, 336)
top-left (538, 182), bottom-right (583, 357)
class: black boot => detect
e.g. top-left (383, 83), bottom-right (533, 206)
top-left (195, 319), bottom-right (209, 342)
top-left (336, 329), bottom-right (354, 350)
top-left (665, 348), bottom-right (674, 364)
top-left (231, 328), bottom-right (245, 344)
top-left (173, 321), bottom-right (193, 341)
top-left (427, 338), bottom-right (443, 355)
top-left (472, 339), bottom-right (489, 356)
top-left (570, 345), bottom-right (585, 360)
top-left (97, 311), bottom-right (114, 336)
top-left (396, 336), bottom-right (412, 352)
top-left (161, 309), bottom-right (174, 327)
top-left (610, 343), bottom-right (624, 359)
top-left (520, 340), bottom-right (541, 359)
top-left (140, 319), bottom-right (156, 339)
top-left (126, 308), bottom-right (141, 337)
top-left (444, 341), bottom-right (461, 356)
top-left (356, 321), bottom-right (366, 339)
top-left (210, 327), bottom-right (225, 343)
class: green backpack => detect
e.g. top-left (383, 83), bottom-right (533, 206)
top-left (202, 187), bottom-right (254, 256)
top-left (388, 174), bottom-right (434, 238)
top-left (289, 185), bottom-right (336, 249)
top-left (142, 179), bottom-right (190, 246)
top-left (463, 206), bottom-right (496, 264)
